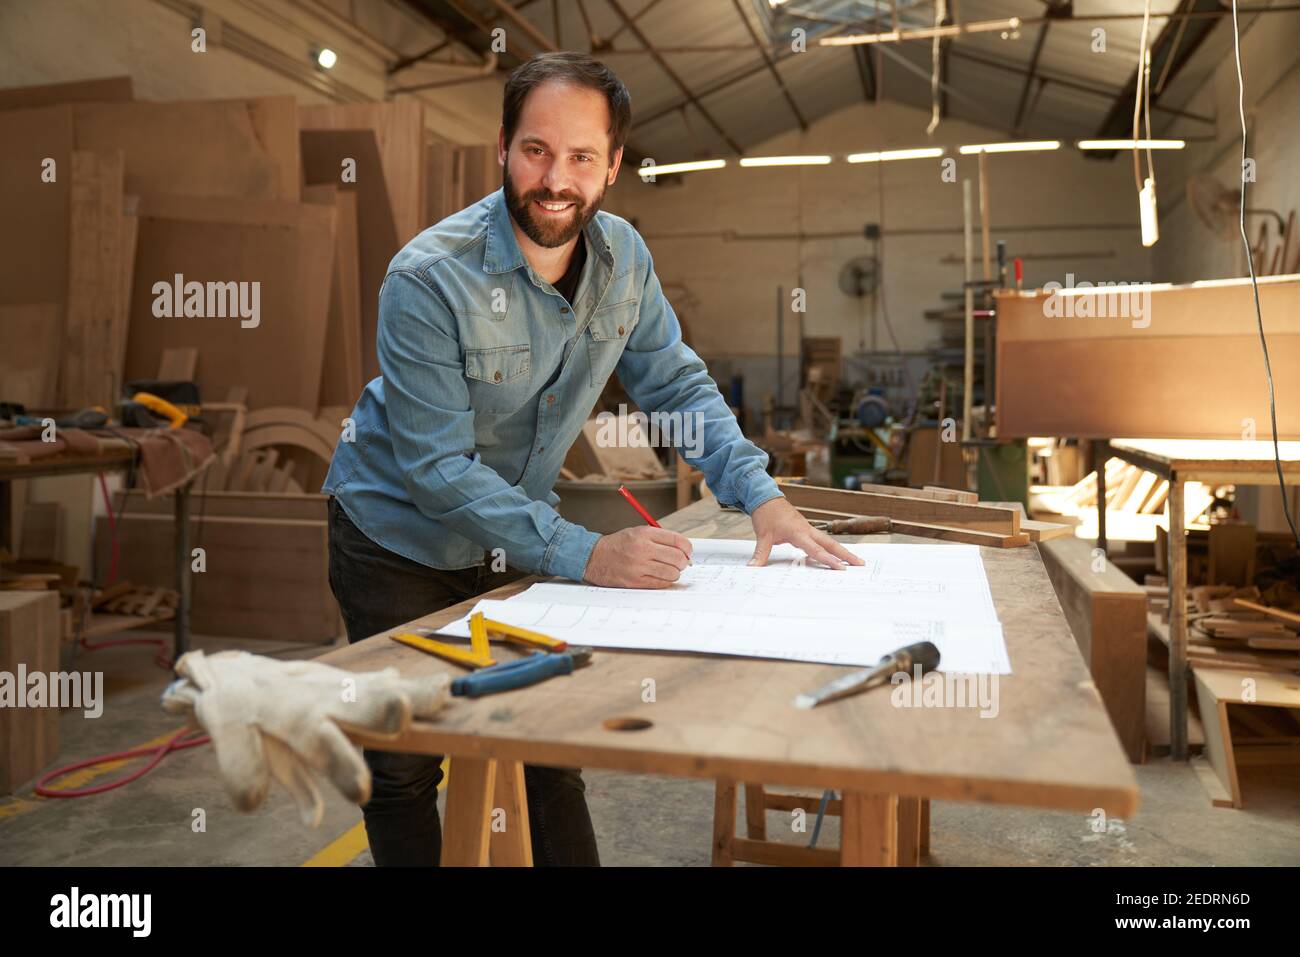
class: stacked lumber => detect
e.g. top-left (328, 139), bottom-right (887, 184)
top-left (1035, 458), bottom-right (1213, 542)
top-left (775, 480), bottom-right (1071, 547)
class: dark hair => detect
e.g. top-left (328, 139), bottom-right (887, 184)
top-left (502, 53), bottom-right (631, 154)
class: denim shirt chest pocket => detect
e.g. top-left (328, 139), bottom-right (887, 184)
top-left (586, 296), bottom-right (639, 388)
top-left (464, 342), bottom-right (532, 413)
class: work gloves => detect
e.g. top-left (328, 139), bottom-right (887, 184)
top-left (162, 650), bottom-right (451, 828)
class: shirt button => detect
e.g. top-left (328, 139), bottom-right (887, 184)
top-left (617, 325), bottom-right (625, 336)
top-left (547, 394), bottom-right (555, 404)
top-left (538, 446), bottom-right (545, 453)
top-left (493, 370), bottom-right (502, 382)
top-left (560, 306), bottom-right (570, 314)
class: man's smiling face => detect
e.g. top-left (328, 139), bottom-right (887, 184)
top-left (501, 80), bottom-right (622, 249)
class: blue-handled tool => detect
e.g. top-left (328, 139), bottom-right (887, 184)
top-left (451, 647), bottom-right (593, 698)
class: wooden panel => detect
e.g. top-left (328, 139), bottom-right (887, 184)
top-left (779, 482), bottom-right (1020, 534)
top-left (303, 185), bottom-right (364, 408)
top-left (0, 75), bottom-right (132, 110)
top-left (63, 150), bottom-right (125, 408)
top-left (1040, 537), bottom-right (1146, 763)
top-left (0, 303), bottom-right (61, 407)
top-left (0, 106), bottom-right (73, 306)
top-left (488, 760), bottom-right (532, 866)
top-left (459, 144), bottom-right (499, 205)
top-left (124, 194), bottom-right (335, 411)
top-left (299, 101), bottom-right (426, 245)
top-left (442, 757), bottom-right (495, 866)
top-left (73, 97), bottom-right (299, 202)
top-left (996, 280), bottom-right (1300, 439)
top-left (301, 130), bottom-right (399, 383)
top-left (93, 513), bottom-right (337, 643)
top-left (0, 591), bottom-right (61, 794)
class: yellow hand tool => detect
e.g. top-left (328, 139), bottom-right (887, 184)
top-left (130, 391), bottom-right (190, 429)
top-left (391, 612), bottom-right (568, 670)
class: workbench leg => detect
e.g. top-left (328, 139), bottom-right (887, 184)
top-left (173, 479), bottom-right (192, 664)
top-left (896, 796), bottom-right (921, 866)
top-left (919, 798), bottom-right (931, 856)
top-left (1094, 441), bottom-right (1108, 555)
top-left (1168, 477), bottom-right (1188, 761)
top-left (488, 759), bottom-right (532, 866)
top-left (711, 780), bottom-right (737, 866)
top-left (743, 783), bottom-right (767, 840)
top-left (441, 757), bottom-right (496, 866)
top-left (839, 792), bottom-right (898, 867)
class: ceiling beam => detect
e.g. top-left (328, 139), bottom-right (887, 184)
top-left (604, 0), bottom-right (744, 154)
top-left (851, 44), bottom-right (876, 104)
top-left (1092, 0), bottom-right (1221, 139)
top-left (1012, 22), bottom-right (1051, 134)
top-left (730, 0), bottom-right (807, 130)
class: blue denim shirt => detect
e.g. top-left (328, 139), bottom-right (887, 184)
top-left (322, 188), bottom-right (782, 581)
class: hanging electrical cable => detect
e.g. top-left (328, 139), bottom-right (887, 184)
top-left (1230, 0), bottom-right (1300, 549)
top-left (1132, 0), bottom-right (1159, 246)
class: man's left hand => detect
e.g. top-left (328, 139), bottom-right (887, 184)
top-left (748, 496), bottom-right (867, 570)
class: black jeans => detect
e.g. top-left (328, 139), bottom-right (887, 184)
top-left (326, 497), bottom-right (600, 866)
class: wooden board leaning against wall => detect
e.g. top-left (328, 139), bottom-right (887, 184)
top-left (995, 277), bottom-right (1300, 440)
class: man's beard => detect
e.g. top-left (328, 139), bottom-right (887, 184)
top-left (504, 164), bottom-right (606, 249)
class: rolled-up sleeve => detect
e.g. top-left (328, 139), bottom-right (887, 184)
top-left (378, 269), bottom-right (601, 580)
top-left (614, 244), bottom-right (783, 515)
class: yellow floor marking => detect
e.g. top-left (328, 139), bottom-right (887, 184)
top-left (301, 757), bottom-right (450, 866)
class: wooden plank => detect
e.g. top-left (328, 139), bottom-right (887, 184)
top-left (0, 591), bottom-right (61, 794)
top-left (798, 505), bottom-right (1028, 547)
top-left (299, 101), bottom-right (426, 246)
top-left (840, 792), bottom-right (897, 866)
top-left (780, 482), bottom-right (1020, 534)
top-left (743, 783), bottom-right (767, 840)
top-left (63, 150), bottom-right (125, 409)
top-left (303, 185), bottom-right (364, 408)
top-left (1208, 523), bottom-right (1256, 587)
top-left (488, 760), bottom-right (533, 866)
top-left (301, 129), bottom-right (399, 383)
top-left (0, 106), bottom-right (74, 307)
top-left (1232, 598), bottom-right (1300, 627)
top-left (0, 303), bottom-right (61, 408)
top-left (711, 780), bottom-right (737, 866)
top-left (0, 75), bottom-right (132, 111)
top-left (896, 796), bottom-right (922, 866)
top-left (1194, 672), bottom-right (1241, 808)
top-left (1040, 537), bottom-right (1146, 763)
top-left (115, 195), bottom-right (139, 382)
top-left (73, 97), bottom-right (299, 202)
top-left (730, 838), bottom-right (840, 867)
top-left (996, 281), bottom-right (1300, 439)
top-left (441, 757), bottom-right (495, 866)
top-left (124, 195), bottom-right (335, 411)
top-left (459, 144), bottom-right (500, 205)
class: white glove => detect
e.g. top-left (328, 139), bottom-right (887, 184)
top-left (162, 650), bottom-right (451, 828)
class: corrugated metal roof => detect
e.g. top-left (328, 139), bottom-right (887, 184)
top-left (433, 0), bottom-right (1229, 159)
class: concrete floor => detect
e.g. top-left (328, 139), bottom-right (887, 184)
top-left (3, 633), bottom-right (1298, 867)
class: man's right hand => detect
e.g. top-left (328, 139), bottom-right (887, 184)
top-left (582, 526), bottom-right (694, 588)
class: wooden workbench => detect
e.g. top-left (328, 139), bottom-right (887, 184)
top-left (1096, 438), bottom-right (1300, 761)
top-left (322, 499), bottom-right (1138, 866)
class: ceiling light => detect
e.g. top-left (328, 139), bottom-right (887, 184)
top-left (314, 47), bottom-right (337, 69)
top-left (847, 147), bottom-right (945, 163)
top-left (1077, 139), bottom-right (1186, 150)
top-left (738, 155), bottom-right (833, 167)
top-left (636, 159), bottom-right (727, 177)
top-left (959, 140), bottom-right (1060, 154)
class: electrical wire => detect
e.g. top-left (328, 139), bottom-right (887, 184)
top-left (1230, 0), bottom-right (1300, 548)
top-left (1132, 0), bottom-right (1156, 196)
top-left (34, 727), bottom-right (209, 798)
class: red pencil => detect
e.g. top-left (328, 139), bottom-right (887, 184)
top-left (617, 484), bottom-right (661, 527)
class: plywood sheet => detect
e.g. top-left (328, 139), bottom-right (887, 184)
top-left (303, 184), bottom-right (364, 408)
top-left (124, 194), bottom-right (335, 411)
top-left (299, 100), bottom-right (425, 244)
top-left (0, 75), bottom-right (132, 110)
top-left (996, 280), bottom-right (1300, 439)
top-left (73, 96), bottom-right (299, 202)
top-left (301, 129), bottom-right (398, 382)
top-left (0, 106), bottom-right (73, 306)
top-left (0, 303), bottom-right (61, 408)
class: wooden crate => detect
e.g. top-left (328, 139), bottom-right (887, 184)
top-left (0, 591), bottom-right (61, 794)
